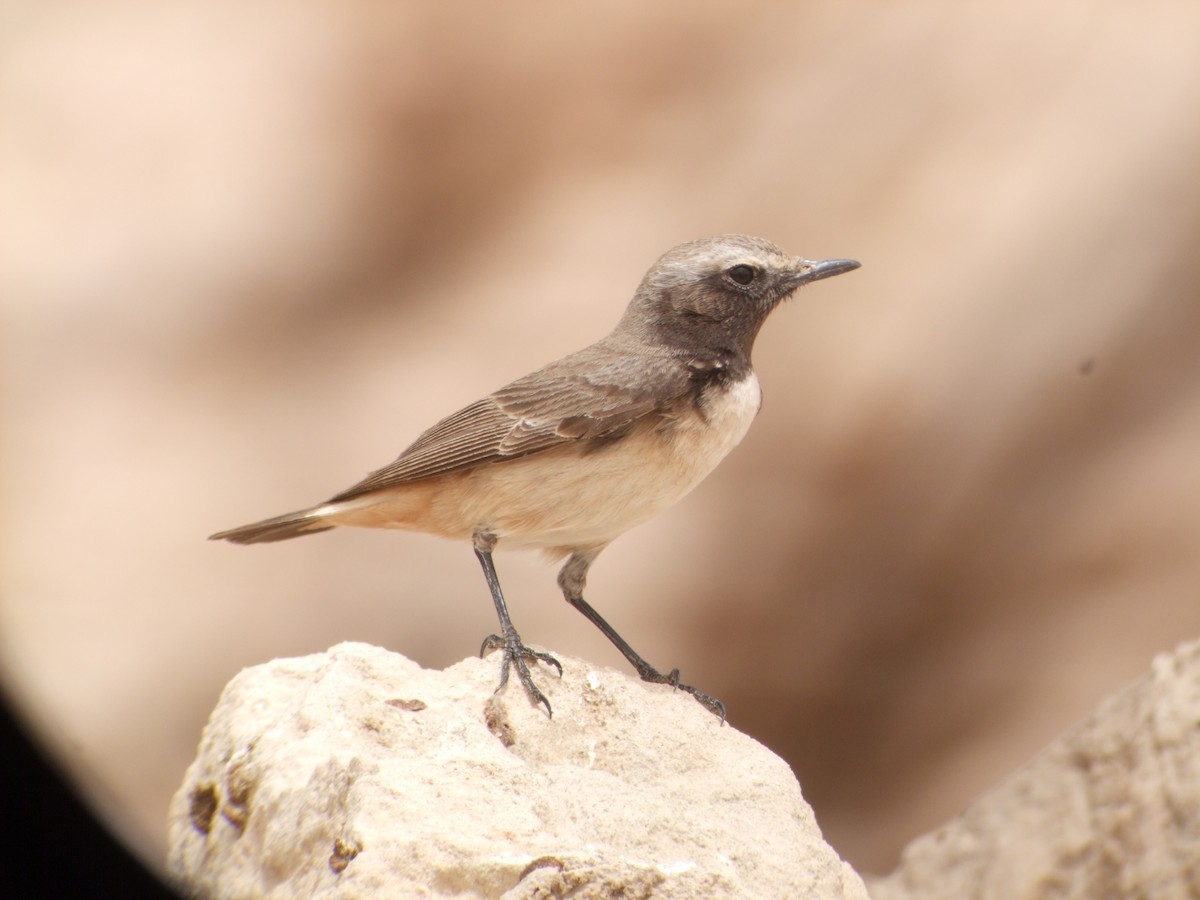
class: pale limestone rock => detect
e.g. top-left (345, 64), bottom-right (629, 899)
top-left (167, 642), bottom-right (868, 899)
top-left (871, 639), bottom-right (1200, 900)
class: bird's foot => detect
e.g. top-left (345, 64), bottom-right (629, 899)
top-left (638, 665), bottom-right (726, 723)
top-left (480, 632), bottom-right (562, 717)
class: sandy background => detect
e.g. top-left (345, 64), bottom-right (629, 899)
top-left (2, 0), bottom-right (1199, 879)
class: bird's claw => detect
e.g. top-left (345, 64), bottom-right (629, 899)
top-left (480, 632), bottom-right (562, 717)
top-left (647, 666), bottom-right (726, 723)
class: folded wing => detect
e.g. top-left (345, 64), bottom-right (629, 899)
top-left (329, 343), bottom-right (698, 502)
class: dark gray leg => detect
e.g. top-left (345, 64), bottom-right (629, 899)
top-left (473, 531), bottom-right (561, 716)
top-left (558, 550), bottom-right (725, 722)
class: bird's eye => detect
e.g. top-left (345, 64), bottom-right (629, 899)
top-left (726, 264), bottom-right (757, 286)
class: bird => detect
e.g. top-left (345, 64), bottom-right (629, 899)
top-left (210, 235), bottom-right (859, 720)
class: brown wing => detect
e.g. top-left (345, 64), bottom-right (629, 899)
top-left (328, 342), bottom-right (697, 502)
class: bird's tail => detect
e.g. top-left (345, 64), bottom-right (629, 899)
top-left (209, 507), bottom-right (337, 544)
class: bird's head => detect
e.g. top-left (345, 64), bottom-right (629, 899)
top-left (619, 234), bottom-right (859, 357)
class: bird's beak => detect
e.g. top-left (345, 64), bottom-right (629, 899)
top-left (789, 258), bottom-right (861, 286)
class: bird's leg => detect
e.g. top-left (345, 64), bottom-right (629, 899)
top-left (473, 531), bottom-right (561, 717)
top-left (558, 550), bottom-right (726, 722)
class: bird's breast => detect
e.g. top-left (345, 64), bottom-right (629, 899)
top-left (687, 369), bottom-right (763, 463)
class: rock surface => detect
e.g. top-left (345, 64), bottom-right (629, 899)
top-left (871, 638), bottom-right (1200, 899)
top-left (167, 642), bottom-right (868, 899)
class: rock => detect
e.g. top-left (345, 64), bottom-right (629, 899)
top-left (870, 638), bottom-right (1200, 900)
top-left (167, 642), bottom-right (868, 899)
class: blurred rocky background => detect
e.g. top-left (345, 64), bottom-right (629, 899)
top-left (2, 0), bottom-right (1198, 881)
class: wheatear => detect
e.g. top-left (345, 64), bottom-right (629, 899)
top-left (211, 235), bottom-right (859, 719)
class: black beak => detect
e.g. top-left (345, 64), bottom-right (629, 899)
top-left (791, 258), bottom-right (861, 286)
